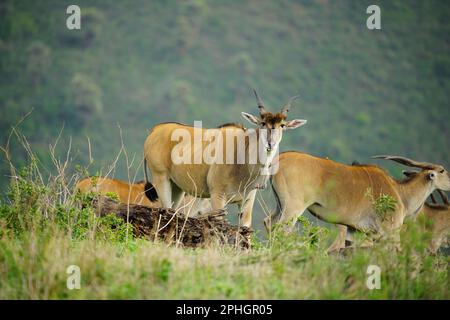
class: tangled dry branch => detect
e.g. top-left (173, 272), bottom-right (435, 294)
top-left (91, 196), bottom-right (252, 249)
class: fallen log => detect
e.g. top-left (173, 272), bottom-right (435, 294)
top-left (91, 196), bottom-right (252, 249)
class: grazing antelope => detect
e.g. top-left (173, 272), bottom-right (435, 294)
top-left (265, 153), bottom-right (450, 248)
top-left (76, 177), bottom-right (211, 216)
top-left (144, 90), bottom-right (307, 227)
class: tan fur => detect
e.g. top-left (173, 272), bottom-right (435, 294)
top-left (421, 202), bottom-right (450, 253)
top-left (76, 177), bottom-right (211, 216)
top-left (268, 151), bottom-right (450, 249)
top-left (76, 177), bottom-right (157, 207)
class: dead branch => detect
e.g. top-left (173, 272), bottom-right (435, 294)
top-left (91, 196), bottom-right (252, 249)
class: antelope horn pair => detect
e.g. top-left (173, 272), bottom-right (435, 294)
top-left (373, 155), bottom-right (442, 170)
top-left (430, 190), bottom-right (450, 206)
top-left (253, 89), bottom-right (300, 116)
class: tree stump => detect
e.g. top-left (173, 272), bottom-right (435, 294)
top-left (91, 196), bottom-right (252, 249)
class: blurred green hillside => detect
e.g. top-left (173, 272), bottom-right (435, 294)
top-left (1, 0), bottom-right (449, 191)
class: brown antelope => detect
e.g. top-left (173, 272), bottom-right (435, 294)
top-left (76, 177), bottom-right (157, 207)
top-left (330, 187), bottom-right (450, 254)
top-left (265, 152), bottom-right (450, 248)
top-left (422, 190), bottom-right (450, 253)
top-left (144, 90), bottom-right (307, 227)
top-left (76, 177), bottom-right (211, 216)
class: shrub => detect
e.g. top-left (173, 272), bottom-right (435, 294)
top-left (25, 41), bottom-right (52, 86)
top-left (365, 187), bottom-right (397, 221)
top-left (69, 73), bottom-right (103, 122)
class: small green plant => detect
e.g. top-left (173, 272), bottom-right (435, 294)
top-left (267, 216), bottom-right (329, 254)
top-left (155, 259), bottom-right (172, 283)
top-left (249, 230), bottom-right (265, 250)
top-left (297, 216), bottom-right (329, 250)
top-left (104, 192), bottom-right (119, 202)
top-left (95, 214), bottom-right (134, 243)
top-left (365, 188), bottom-right (397, 220)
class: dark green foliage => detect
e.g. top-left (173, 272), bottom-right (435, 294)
top-left (69, 73), bottom-right (103, 122)
top-left (154, 259), bottom-right (172, 283)
top-left (26, 41), bottom-right (52, 86)
top-left (0, 161), bottom-right (134, 244)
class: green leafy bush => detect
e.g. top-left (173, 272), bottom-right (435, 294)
top-left (365, 187), bottom-right (398, 220)
top-left (26, 41), bottom-right (52, 86)
top-left (69, 73), bottom-right (103, 122)
top-left (1, 159), bottom-right (133, 244)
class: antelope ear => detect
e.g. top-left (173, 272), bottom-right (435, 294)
top-left (402, 170), bottom-right (418, 178)
top-left (241, 112), bottom-right (260, 125)
top-left (285, 119), bottom-right (307, 129)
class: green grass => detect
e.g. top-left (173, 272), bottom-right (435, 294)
top-left (1, 209), bottom-right (448, 299)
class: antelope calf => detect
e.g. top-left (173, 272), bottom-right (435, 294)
top-left (144, 90), bottom-right (306, 227)
top-left (266, 153), bottom-right (450, 248)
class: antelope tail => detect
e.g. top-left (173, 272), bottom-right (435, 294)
top-left (143, 158), bottom-right (159, 202)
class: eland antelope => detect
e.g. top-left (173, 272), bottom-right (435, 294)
top-left (330, 188), bottom-right (450, 254)
top-left (265, 153), bottom-right (450, 248)
top-left (76, 177), bottom-right (156, 207)
top-left (422, 190), bottom-right (450, 253)
top-left (144, 90), bottom-right (307, 227)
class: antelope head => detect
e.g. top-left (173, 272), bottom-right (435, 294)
top-left (374, 155), bottom-right (450, 192)
top-left (403, 170), bottom-right (450, 206)
top-left (241, 89), bottom-right (307, 153)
